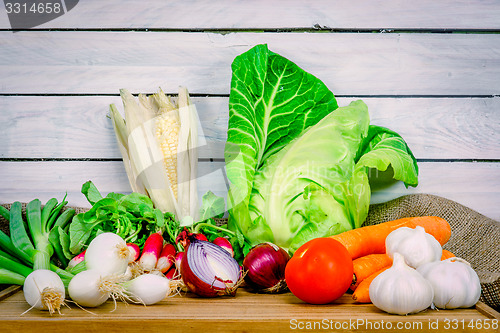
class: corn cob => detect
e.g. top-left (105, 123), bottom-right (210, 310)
top-left (155, 107), bottom-right (180, 200)
top-left (109, 87), bottom-right (199, 221)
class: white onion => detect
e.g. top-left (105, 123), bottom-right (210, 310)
top-left (68, 269), bottom-right (111, 307)
top-left (122, 274), bottom-right (170, 305)
top-left (23, 269), bottom-right (65, 314)
top-left (85, 232), bottom-right (131, 276)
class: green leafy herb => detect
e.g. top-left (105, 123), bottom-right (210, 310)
top-left (68, 181), bottom-right (174, 255)
top-left (69, 183), bottom-right (247, 261)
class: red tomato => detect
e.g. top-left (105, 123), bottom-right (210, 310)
top-left (285, 237), bottom-right (353, 304)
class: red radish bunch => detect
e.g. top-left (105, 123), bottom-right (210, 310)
top-left (127, 232), bottom-right (180, 280)
top-left (139, 233), bottom-right (164, 271)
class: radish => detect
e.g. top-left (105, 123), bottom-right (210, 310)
top-left (67, 250), bottom-right (86, 270)
top-left (165, 267), bottom-right (176, 279)
top-left (23, 269), bottom-right (66, 314)
top-left (194, 233), bottom-right (208, 241)
top-left (156, 243), bottom-right (176, 273)
top-left (174, 252), bottom-right (184, 271)
top-left (85, 233), bottom-right (130, 276)
top-left (213, 237), bottom-right (234, 257)
top-left (127, 243), bottom-right (140, 262)
top-left (139, 233), bottom-right (164, 271)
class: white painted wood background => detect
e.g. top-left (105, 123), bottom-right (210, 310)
top-left (0, 1), bottom-right (499, 221)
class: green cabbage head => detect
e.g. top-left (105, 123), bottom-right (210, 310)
top-left (225, 45), bottom-right (418, 253)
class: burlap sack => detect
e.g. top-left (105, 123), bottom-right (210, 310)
top-left (1, 194), bottom-right (499, 311)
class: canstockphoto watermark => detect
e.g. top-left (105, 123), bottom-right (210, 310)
top-left (3, 0), bottom-right (79, 30)
top-left (289, 318), bottom-right (499, 331)
top-left (290, 318), bottom-right (424, 331)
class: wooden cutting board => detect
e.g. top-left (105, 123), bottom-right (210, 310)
top-left (0, 285), bottom-right (498, 333)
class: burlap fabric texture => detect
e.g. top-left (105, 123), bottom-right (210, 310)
top-left (1, 193), bottom-right (499, 311)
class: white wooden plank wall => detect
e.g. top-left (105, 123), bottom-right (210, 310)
top-left (0, 1), bottom-right (499, 221)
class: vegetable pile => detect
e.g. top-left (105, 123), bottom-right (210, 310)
top-left (0, 190), bottom-right (243, 312)
top-left (0, 44), bottom-right (484, 316)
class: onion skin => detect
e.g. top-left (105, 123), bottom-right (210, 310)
top-left (243, 243), bottom-right (290, 293)
top-left (180, 238), bottom-right (242, 297)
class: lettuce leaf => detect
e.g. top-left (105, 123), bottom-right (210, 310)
top-left (225, 45), bottom-right (418, 253)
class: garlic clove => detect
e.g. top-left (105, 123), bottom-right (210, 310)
top-left (369, 253), bottom-right (434, 315)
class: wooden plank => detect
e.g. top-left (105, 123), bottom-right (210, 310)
top-left (0, 95), bottom-right (228, 160)
top-left (1, 96), bottom-right (498, 160)
top-left (1, 0), bottom-right (500, 30)
top-left (0, 286), bottom-right (21, 302)
top-left (0, 160), bottom-right (229, 210)
top-left (0, 289), bottom-right (496, 333)
top-left (369, 162), bottom-right (500, 219)
top-left (476, 302), bottom-right (500, 320)
top-left (0, 161), bottom-right (498, 222)
top-left (1, 32), bottom-right (499, 95)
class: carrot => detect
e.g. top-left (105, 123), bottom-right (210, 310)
top-left (441, 249), bottom-right (455, 260)
top-left (350, 254), bottom-right (393, 291)
top-left (352, 267), bottom-right (390, 303)
top-left (330, 216), bottom-right (451, 259)
top-left (351, 250), bottom-right (457, 303)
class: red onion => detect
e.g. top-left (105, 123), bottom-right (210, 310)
top-left (243, 242), bottom-right (290, 293)
top-left (181, 237), bottom-right (242, 297)
top-left (212, 237), bottom-right (234, 257)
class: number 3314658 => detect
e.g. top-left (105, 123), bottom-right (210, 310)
top-left (5, 2), bottom-right (62, 14)
top-left (443, 319), bottom-right (498, 330)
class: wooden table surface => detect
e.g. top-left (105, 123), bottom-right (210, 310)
top-left (0, 285), bottom-right (498, 333)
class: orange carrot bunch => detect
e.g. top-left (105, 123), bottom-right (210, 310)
top-left (330, 216), bottom-right (451, 260)
top-left (328, 216), bottom-right (453, 303)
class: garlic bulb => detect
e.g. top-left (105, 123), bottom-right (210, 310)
top-left (386, 226), bottom-right (442, 268)
top-left (417, 257), bottom-right (481, 309)
top-left (369, 252), bottom-right (433, 315)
